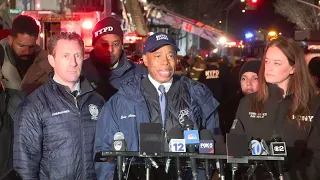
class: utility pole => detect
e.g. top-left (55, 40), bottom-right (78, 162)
top-left (103, 0), bottom-right (112, 17)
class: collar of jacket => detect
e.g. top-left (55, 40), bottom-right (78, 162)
top-left (87, 50), bottom-right (133, 80)
top-left (268, 83), bottom-right (292, 102)
top-left (118, 75), bottom-right (187, 103)
top-left (48, 73), bottom-right (94, 96)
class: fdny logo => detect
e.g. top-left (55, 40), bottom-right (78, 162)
top-left (89, 104), bottom-right (99, 120)
top-left (156, 34), bottom-right (169, 41)
top-left (188, 134), bottom-right (197, 140)
top-left (292, 115), bottom-right (314, 122)
top-left (178, 109), bottom-right (189, 125)
top-left (94, 26), bottom-right (114, 37)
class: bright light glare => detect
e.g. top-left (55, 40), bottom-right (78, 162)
top-left (245, 32), bottom-right (254, 39)
top-left (82, 21), bottom-right (93, 29)
top-left (219, 37), bottom-right (227, 44)
top-left (268, 31), bottom-right (277, 36)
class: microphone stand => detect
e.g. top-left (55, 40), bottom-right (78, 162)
top-left (231, 163), bottom-right (238, 180)
top-left (117, 156), bottom-right (123, 180)
top-left (145, 158), bottom-right (151, 180)
top-left (204, 159), bottom-right (211, 180)
top-left (176, 157), bottom-right (182, 180)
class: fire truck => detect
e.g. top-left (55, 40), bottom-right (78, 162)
top-left (20, 10), bottom-right (103, 57)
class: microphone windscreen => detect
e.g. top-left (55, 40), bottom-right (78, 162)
top-left (183, 119), bottom-right (194, 129)
top-left (199, 129), bottom-right (213, 140)
top-left (114, 132), bottom-right (125, 140)
top-left (167, 127), bottom-right (183, 141)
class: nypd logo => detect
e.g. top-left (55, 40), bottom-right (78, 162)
top-left (89, 104), bottom-right (99, 120)
top-left (94, 26), bottom-right (114, 37)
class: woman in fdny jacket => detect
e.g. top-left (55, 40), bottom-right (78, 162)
top-left (230, 36), bottom-right (320, 180)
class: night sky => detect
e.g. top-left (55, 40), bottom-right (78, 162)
top-left (227, 0), bottom-right (295, 40)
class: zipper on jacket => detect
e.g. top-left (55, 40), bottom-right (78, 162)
top-left (69, 92), bottom-right (85, 178)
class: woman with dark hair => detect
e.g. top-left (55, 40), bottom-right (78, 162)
top-left (231, 36), bottom-right (320, 180)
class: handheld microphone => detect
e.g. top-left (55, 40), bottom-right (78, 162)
top-left (200, 129), bottom-right (216, 180)
top-left (112, 132), bottom-right (127, 180)
top-left (183, 119), bottom-right (199, 180)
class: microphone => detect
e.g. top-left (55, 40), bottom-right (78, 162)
top-left (112, 132), bottom-right (127, 180)
top-left (183, 119), bottom-right (199, 180)
top-left (248, 138), bottom-right (275, 180)
top-left (168, 127), bottom-right (186, 152)
top-left (250, 139), bottom-right (262, 155)
top-left (270, 135), bottom-right (287, 180)
top-left (167, 127), bottom-right (185, 179)
top-left (199, 129), bottom-right (216, 180)
top-left (199, 129), bottom-right (214, 154)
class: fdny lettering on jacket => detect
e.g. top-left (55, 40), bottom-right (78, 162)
top-left (249, 112), bottom-right (267, 119)
top-left (156, 34), bottom-right (169, 41)
top-left (94, 26), bottom-right (114, 37)
top-left (205, 70), bottom-right (219, 79)
top-left (292, 115), bottom-right (314, 122)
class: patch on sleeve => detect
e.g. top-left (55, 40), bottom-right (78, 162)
top-left (231, 119), bottom-right (238, 129)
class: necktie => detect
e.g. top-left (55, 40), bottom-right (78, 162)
top-left (71, 90), bottom-right (78, 97)
top-left (158, 85), bottom-right (166, 127)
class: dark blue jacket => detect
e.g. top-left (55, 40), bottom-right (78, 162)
top-left (13, 76), bottom-right (105, 180)
top-left (94, 75), bottom-right (220, 180)
top-left (82, 51), bottom-right (148, 100)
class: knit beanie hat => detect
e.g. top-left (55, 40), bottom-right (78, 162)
top-left (239, 60), bottom-right (261, 82)
top-left (92, 16), bottom-right (123, 45)
top-left (309, 57), bottom-right (320, 88)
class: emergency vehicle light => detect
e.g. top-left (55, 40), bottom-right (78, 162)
top-left (40, 17), bottom-right (80, 21)
top-left (82, 20), bottom-right (93, 30)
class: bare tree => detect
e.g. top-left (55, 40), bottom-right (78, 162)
top-left (274, 0), bottom-right (320, 30)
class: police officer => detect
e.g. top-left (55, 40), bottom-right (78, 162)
top-left (198, 54), bottom-right (235, 105)
top-left (230, 37), bottom-right (320, 180)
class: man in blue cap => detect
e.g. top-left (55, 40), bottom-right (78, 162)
top-left (94, 32), bottom-right (221, 180)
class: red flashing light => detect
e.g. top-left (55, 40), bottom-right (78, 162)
top-left (252, 0), bottom-right (257, 3)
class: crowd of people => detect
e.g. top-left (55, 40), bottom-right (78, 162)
top-left (0, 14), bottom-right (320, 180)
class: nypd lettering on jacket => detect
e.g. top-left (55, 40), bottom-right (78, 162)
top-left (94, 26), bottom-right (114, 37)
top-left (156, 34), bottom-right (169, 41)
top-left (205, 70), bottom-right (219, 79)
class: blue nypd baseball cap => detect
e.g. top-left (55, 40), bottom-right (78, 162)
top-left (143, 32), bottom-right (180, 54)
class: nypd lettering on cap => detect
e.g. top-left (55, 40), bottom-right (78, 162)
top-left (94, 26), bottom-right (114, 38)
top-left (156, 34), bottom-right (169, 41)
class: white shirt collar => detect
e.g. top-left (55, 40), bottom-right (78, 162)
top-left (53, 75), bottom-right (81, 95)
top-left (148, 74), bottom-right (173, 95)
top-left (110, 61), bottom-right (119, 70)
